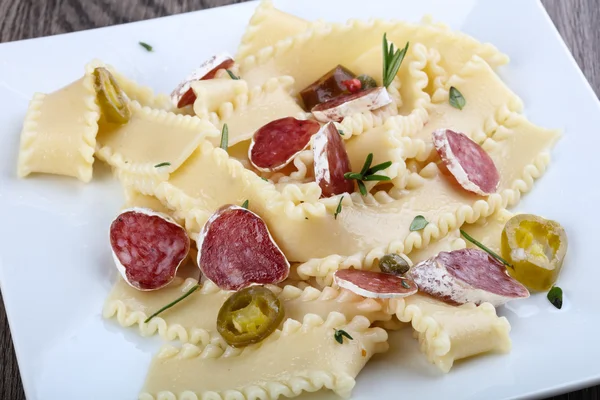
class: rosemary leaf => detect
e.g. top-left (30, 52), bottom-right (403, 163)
top-left (144, 284), bottom-right (200, 323)
top-left (220, 124), bottom-right (229, 151)
top-left (460, 229), bottom-right (512, 267)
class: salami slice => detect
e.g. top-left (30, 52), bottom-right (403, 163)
top-left (313, 122), bottom-right (354, 198)
top-left (409, 248), bottom-right (529, 307)
top-left (197, 205), bottom-right (290, 291)
top-left (333, 269), bottom-right (418, 299)
top-left (171, 53), bottom-right (235, 108)
top-left (311, 86), bottom-right (392, 123)
top-left (432, 129), bottom-right (500, 195)
top-left (110, 208), bottom-right (190, 291)
top-left (248, 117), bottom-right (320, 172)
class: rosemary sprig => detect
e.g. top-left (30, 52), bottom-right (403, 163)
top-left (226, 69), bottom-right (240, 80)
top-left (334, 196), bottom-right (344, 219)
top-left (154, 162), bottom-right (171, 168)
top-left (382, 34), bottom-right (409, 88)
top-left (344, 153), bottom-right (392, 196)
top-left (220, 124), bottom-right (229, 151)
top-left (139, 42), bottom-right (153, 52)
top-left (460, 229), bottom-right (513, 268)
top-left (144, 284), bottom-right (200, 323)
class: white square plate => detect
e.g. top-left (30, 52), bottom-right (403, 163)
top-left (1, 1), bottom-right (599, 399)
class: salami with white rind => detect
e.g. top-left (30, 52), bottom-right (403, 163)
top-left (197, 205), bottom-right (290, 291)
top-left (110, 208), bottom-right (190, 291)
top-left (409, 248), bottom-right (529, 307)
top-left (432, 129), bottom-right (500, 195)
top-left (313, 122), bottom-right (354, 198)
top-left (333, 269), bottom-right (418, 299)
top-left (171, 53), bottom-right (235, 108)
top-left (248, 117), bottom-right (320, 172)
top-left (311, 87), bottom-right (392, 123)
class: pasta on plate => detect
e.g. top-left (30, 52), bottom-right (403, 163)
top-left (16, 1), bottom-right (566, 399)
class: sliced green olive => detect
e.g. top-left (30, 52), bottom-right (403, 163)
top-left (217, 286), bottom-right (284, 347)
top-left (501, 214), bottom-right (567, 291)
top-left (379, 253), bottom-right (410, 275)
top-left (93, 67), bottom-right (131, 124)
top-left (357, 74), bottom-right (377, 90)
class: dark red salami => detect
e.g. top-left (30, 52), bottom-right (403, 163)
top-left (432, 129), bottom-right (500, 195)
top-left (110, 208), bottom-right (190, 291)
top-left (334, 269), bottom-right (418, 298)
top-left (249, 117), bottom-right (320, 172)
top-left (313, 122), bottom-right (354, 198)
top-left (171, 53), bottom-right (235, 108)
top-left (311, 86), bottom-right (392, 122)
top-left (197, 205), bottom-right (290, 291)
top-left (409, 248), bottom-right (529, 307)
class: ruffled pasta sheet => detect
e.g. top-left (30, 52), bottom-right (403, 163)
top-left (124, 108), bottom-right (556, 286)
top-left (238, 17), bottom-right (508, 97)
top-left (104, 275), bottom-right (390, 347)
top-left (392, 54), bottom-right (525, 160)
top-left (236, 0), bottom-right (322, 61)
top-left (389, 294), bottom-right (511, 373)
top-left (138, 313), bottom-right (388, 400)
top-left (191, 76), bottom-right (307, 147)
top-left (17, 70), bottom-right (100, 182)
top-left (95, 100), bottom-right (219, 179)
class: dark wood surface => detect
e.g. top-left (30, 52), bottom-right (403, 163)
top-left (0, 0), bottom-right (598, 399)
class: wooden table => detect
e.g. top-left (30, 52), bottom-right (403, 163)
top-left (0, 0), bottom-right (598, 399)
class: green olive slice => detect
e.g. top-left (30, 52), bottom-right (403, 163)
top-left (93, 67), bottom-right (131, 124)
top-left (217, 286), bottom-right (284, 347)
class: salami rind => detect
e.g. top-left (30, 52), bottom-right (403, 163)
top-left (248, 117), bottom-right (320, 172)
top-left (409, 248), bottom-right (529, 307)
top-left (197, 205), bottom-right (290, 291)
top-left (432, 129), bottom-right (500, 195)
top-left (333, 269), bottom-right (418, 299)
top-left (311, 87), bottom-right (392, 123)
top-left (313, 122), bottom-right (354, 198)
top-left (110, 208), bottom-right (190, 291)
top-left (171, 53), bottom-right (235, 108)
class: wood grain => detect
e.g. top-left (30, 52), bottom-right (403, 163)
top-left (0, 0), bottom-right (598, 399)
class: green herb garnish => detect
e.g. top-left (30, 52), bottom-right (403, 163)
top-left (409, 215), bottom-right (428, 232)
top-left (401, 280), bottom-right (410, 289)
top-left (226, 69), bottom-right (240, 80)
top-left (144, 284), bottom-right (200, 323)
top-left (261, 177), bottom-right (268, 182)
top-left (547, 286), bottom-right (563, 309)
top-left (449, 86), bottom-right (466, 110)
top-left (241, 199), bottom-right (249, 209)
top-left (154, 162), bottom-right (171, 168)
top-left (220, 124), bottom-right (229, 151)
top-left (460, 229), bottom-right (513, 268)
top-left (338, 129), bottom-right (345, 136)
top-left (344, 153), bottom-right (392, 196)
top-left (334, 328), bottom-right (353, 344)
top-left (382, 34), bottom-right (409, 88)
top-left (334, 196), bottom-right (344, 220)
top-left (139, 42), bottom-right (153, 52)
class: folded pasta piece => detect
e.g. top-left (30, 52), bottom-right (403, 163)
top-left (138, 313), bottom-right (388, 400)
top-left (103, 276), bottom-right (390, 346)
top-left (192, 76), bottom-right (307, 147)
top-left (17, 70), bottom-right (100, 182)
top-left (239, 18), bottom-right (508, 95)
top-left (236, 0), bottom-right (317, 61)
top-left (389, 294), bottom-right (511, 372)
top-left (96, 100), bottom-right (219, 178)
top-left (395, 55), bottom-right (525, 156)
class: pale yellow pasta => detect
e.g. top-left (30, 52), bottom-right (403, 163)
top-left (389, 294), bottom-right (511, 373)
top-left (17, 74), bottom-right (100, 182)
top-left (103, 276), bottom-right (391, 347)
top-left (139, 313), bottom-right (388, 400)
